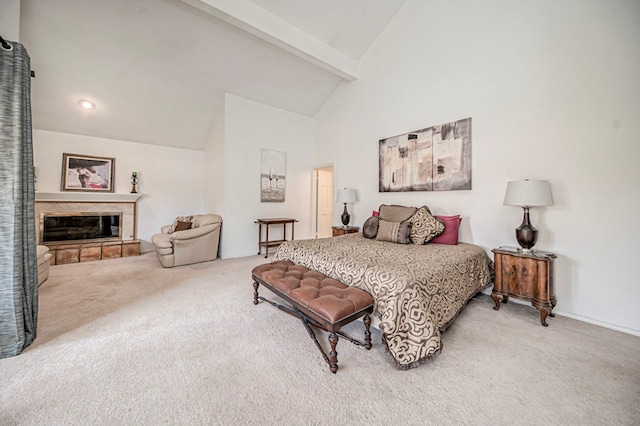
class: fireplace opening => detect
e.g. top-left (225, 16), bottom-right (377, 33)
top-left (40, 212), bottom-right (122, 244)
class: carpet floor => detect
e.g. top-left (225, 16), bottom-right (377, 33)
top-left (1, 253), bottom-right (639, 425)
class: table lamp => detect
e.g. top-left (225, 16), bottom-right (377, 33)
top-left (336, 188), bottom-right (357, 227)
top-left (503, 179), bottom-right (552, 252)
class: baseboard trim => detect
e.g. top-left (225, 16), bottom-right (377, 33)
top-left (553, 311), bottom-right (640, 337)
top-left (221, 251), bottom-right (272, 260)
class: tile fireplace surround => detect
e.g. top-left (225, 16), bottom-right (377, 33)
top-left (35, 192), bottom-right (142, 265)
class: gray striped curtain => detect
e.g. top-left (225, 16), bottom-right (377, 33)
top-left (0, 40), bottom-right (38, 358)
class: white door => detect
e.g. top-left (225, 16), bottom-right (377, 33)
top-left (316, 167), bottom-right (334, 238)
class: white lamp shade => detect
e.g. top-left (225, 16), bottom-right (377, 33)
top-left (503, 179), bottom-right (552, 207)
top-left (336, 188), bottom-right (357, 204)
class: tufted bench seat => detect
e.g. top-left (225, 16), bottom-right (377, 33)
top-left (252, 260), bottom-right (374, 373)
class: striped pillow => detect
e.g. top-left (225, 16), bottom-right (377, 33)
top-left (376, 219), bottom-right (411, 244)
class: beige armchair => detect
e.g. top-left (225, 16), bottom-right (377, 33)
top-left (151, 214), bottom-right (222, 268)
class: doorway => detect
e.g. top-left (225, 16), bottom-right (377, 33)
top-left (313, 166), bottom-right (334, 238)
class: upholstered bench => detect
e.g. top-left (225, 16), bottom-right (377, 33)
top-left (252, 261), bottom-right (374, 373)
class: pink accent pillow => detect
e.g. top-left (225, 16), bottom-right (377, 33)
top-left (430, 215), bottom-right (461, 245)
top-left (372, 210), bottom-right (379, 217)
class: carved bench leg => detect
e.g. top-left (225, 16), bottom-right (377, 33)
top-left (253, 281), bottom-right (260, 305)
top-left (363, 314), bottom-right (372, 350)
top-left (328, 333), bottom-right (339, 373)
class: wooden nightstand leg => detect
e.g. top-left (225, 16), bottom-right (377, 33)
top-left (539, 307), bottom-right (552, 327)
top-left (491, 293), bottom-right (502, 310)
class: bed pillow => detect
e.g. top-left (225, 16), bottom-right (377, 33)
top-left (378, 205), bottom-right (417, 223)
top-left (168, 215), bottom-right (194, 234)
top-left (409, 206), bottom-right (445, 244)
top-left (430, 215), bottom-right (462, 245)
top-left (376, 219), bottom-right (411, 244)
top-left (362, 216), bottom-right (379, 239)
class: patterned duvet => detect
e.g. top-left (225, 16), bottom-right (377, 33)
top-left (273, 233), bottom-right (493, 369)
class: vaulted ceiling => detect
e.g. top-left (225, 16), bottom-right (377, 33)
top-left (19, 0), bottom-right (407, 150)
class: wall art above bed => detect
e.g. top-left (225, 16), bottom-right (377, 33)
top-left (379, 117), bottom-right (472, 192)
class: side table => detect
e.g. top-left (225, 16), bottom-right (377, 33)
top-left (491, 246), bottom-right (557, 327)
top-left (331, 226), bottom-right (359, 237)
top-left (255, 218), bottom-right (298, 258)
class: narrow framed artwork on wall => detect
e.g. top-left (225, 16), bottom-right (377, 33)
top-left (379, 117), bottom-right (472, 192)
top-left (61, 153), bottom-right (115, 192)
top-left (260, 149), bottom-right (286, 202)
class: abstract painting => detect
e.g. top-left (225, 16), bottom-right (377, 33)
top-left (379, 117), bottom-right (472, 192)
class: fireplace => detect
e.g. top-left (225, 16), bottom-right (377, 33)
top-left (35, 193), bottom-right (142, 265)
top-left (40, 212), bottom-right (123, 245)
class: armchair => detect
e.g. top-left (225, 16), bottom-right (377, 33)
top-left (151, 214), bottom-right (222, 268)
top-left (37, 245), bottom-right (53, 286)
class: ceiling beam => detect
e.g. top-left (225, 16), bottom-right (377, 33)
top-left (181, 0), bottom-right (358, 81)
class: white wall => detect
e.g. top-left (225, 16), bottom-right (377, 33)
top-left (204, 99), bottom-right (225, 216)
top-left (33, 130), bottom-right (205, 251)
top-left (314, 0), bottom-right (640, 334)
top-left (0, 0), bottom-right (20, 41)
top-left (217, 94), bottom-right (314, 258)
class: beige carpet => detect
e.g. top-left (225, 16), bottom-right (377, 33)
top-left (1, 253), bottom-right (639, 425)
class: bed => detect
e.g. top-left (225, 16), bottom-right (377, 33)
top-left (272, 232), bottom-right (493, 369)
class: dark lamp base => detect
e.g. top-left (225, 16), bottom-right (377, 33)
top-left (515, 207), bottom-right (538, 250)
top-left (341, 203), bottom-right (351, 226)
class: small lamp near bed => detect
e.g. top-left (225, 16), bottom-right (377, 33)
top-left (336, 188), bottom-right (357, 227)
top-left (503, 179), bottom-right (552, 252)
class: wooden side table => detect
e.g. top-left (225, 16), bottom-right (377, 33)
top-left (255, 218), bottom-right (298, 258)
top-left (332, 226), bottom-right (359, 237)
top-left (491, 246), bottom-right (557, 327)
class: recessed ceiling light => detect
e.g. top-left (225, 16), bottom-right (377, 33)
top-left (79, 99), bottom-right (95, 109)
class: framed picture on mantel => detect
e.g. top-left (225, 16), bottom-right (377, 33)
top-left (61, 153), bottom-right (115, 192)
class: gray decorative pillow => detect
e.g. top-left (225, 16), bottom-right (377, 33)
top-left (362, 216), bottom-right (379, 239)
top-left (379, 205), bottom-right (418, 223)
top-left (409, 206), bottom-right (445, 244)
top-left (168, 215), bottom-right (194, 234)
top-left (376, 219), bottom-right (411, 244)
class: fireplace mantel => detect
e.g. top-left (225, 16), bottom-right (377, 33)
top-left (35, 192), bottom-right (142, 203)
top-left (35, 194), bottom-right (141, 244)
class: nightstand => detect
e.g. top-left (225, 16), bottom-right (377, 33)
top-left (332, 226), bottom-right (359, 237)
top-left (491, 246), bottom-right (557, 327)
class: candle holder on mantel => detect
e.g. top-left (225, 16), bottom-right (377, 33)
top-left (130, 172), bottom-right (138, 194)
